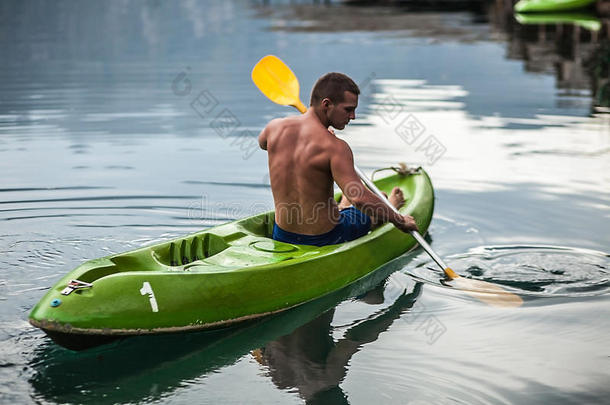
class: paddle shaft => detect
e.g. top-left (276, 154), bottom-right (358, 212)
top-left (353, 166), bottom-right (450, 272)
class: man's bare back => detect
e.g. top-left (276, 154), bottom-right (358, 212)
top-left (259, 111), bottom-right (346, 234)
top-left (259, 73), bottom-right (418, 244)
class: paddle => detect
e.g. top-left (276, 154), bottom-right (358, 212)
top-left (252, 55), bottom-right (523, 308)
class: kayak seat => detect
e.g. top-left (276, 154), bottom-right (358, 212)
top-left (151, 233), bottom-right (229, 267)
top-left (236, 211), bottom-right (275, 238)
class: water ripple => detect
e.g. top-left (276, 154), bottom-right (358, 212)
top-left (409, 245), bottom-right (610, 299)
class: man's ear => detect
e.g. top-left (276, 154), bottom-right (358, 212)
top-left (321, 98), bottom-right (332, 109)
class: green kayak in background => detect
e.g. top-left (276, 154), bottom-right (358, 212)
top-left (515, 12), bottom-right (602, 31)
top-left (514, 0), bottom-right (597, 13)
top-left (29, 169), bottom-right (434, 350)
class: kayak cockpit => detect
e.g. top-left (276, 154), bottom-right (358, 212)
top-left (57, 211), bottom-right (307, 285)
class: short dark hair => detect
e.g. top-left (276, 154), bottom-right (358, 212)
top-left (310, 72), bottom-right (360, 106)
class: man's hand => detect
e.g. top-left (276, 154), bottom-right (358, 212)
top-left (394, 214), bottom-right (419, 233)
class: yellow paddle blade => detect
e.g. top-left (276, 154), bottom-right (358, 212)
top-left (445, 267), bottom-right (523, 308)
top-left (251, 55), bottom-right (307, 113)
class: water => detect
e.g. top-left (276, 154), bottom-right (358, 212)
top-left (1, 1), bottom-right (609, 403)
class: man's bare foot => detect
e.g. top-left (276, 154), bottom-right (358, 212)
top-left (338, 194), bottom-right (351, 210)
top-left (339, 187), bottom-right (404, 211)
top-left (388, 187), bottom-right (405, 210)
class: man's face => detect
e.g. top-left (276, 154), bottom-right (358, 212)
top-left (326, 91), bottom-right (358, 130)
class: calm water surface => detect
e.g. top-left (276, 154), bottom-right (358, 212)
top-left (1, 1), bottom-right (609, 404)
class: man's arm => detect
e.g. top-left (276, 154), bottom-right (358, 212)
top-left (329, 140), bottom-right (418, 233)
top-left (259, 118), bottom-right (284, 151)
top-left (258, 126), bottom-right (268, 151)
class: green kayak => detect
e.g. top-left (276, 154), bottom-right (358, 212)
top-left (515, 12), bottom-right (601, 31)
top-left (514, 0), bottom-right (597, 13)
top-left (29, 169), bottom-right (434, 350)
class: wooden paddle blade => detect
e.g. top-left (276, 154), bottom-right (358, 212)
top-left (251, 55), bottom-right (307, 113)
top-left (447, 276), bottom-right (524, 308)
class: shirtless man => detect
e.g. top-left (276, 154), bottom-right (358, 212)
top-left (258, 72), bottom-right (418, 246)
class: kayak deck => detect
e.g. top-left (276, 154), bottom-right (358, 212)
top-left (29, 170), bottom-right (434, 350)
top-left (514, 0), bottom-right (596, 13)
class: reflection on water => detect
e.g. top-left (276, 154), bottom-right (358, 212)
top-left (255, 4), bottom-right (492, 40)
top-left (349, 78), bottom-right (609, 200)
top-left (491, 0), bottom-right (610, 113)
top-left (258, 0), bottom-right (610, 113)
top-left (1, 1), bottom-right (609, 404)
top-left (255, 280), bottom-right (422, 404)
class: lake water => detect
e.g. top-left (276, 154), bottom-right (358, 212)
top-left (1, 1), bottom-right (609, 404)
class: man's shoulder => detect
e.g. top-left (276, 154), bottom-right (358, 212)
top-left (327, 134), bottom-right (350, 151)
top-left (265, 117), bottom-right (285, 130)
top-left (265, 115), bottom-right (303, 131)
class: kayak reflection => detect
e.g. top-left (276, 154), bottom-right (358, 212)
top-left (29, 254), bottom-right (422, 404)
top-left (253, 282), bottom-right (423, 404)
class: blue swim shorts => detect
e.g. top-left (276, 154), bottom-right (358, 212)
top-left (272, 207), bottom-right (372, 247)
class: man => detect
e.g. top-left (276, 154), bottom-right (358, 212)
top-left (258, 72), bottom-right (418, 247)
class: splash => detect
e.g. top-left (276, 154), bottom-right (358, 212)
top-left (411, 245), bottom-right (610, 298)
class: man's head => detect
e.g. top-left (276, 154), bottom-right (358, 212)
top-left (310, 72), bottom-right (359, 130)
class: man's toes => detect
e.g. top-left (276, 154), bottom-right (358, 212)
top-left (389, 187), bottom-right (402, 199)
top-left (389, 187), bottom-right (405, 208)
